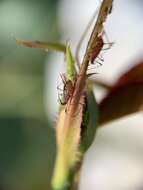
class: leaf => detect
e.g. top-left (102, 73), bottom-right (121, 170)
top-left (116, 62), bottom-right (143, 86)
top-left (16, 39), bottom-right (66, 53)
top-left (80, 90), bottom-right (98, 153)
top-left (98, 61), bottom-right (143, 126)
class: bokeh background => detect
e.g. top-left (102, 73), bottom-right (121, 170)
top-left (0, 0), bottom-right (143, 190)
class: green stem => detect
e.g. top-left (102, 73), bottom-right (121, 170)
top-left (67, 0), bottom-right (113, 189)
top-left (70, 0), bottom-right (113, 112)
top-left (68, 159), bottom-right (83, 190)
top-left (81, 0), bottom-right (113, 71)
top-left (52, 1), bottom-right (113, 190)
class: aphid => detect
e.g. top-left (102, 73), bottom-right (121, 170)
top-left (88, 34), bottom-right (113, 66)
top-left (88, 35), bottom-right (104, 65)
top-left (58, 74), bottom-right (75, 105)
top-left (58, 74), bottom-right (87, 117)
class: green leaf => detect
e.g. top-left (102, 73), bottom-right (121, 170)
top-left (65, 44), bottom-right (76, 82)
top-left (80, 89), bottom-right (98, 153)
top-left (16, 39), bottom-right (66, 53)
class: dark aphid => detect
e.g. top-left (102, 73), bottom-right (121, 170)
top-left (88, 34), bottom-right (113, 66)
top-left (88, 35), bottom-right (104, 65)
top-left (58, 74), bottom-right (74, 105)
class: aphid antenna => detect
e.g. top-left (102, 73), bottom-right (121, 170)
top-left (75, 4), bottom-right (100, 70)
top-left (60, 73), bottom-right (67, 85)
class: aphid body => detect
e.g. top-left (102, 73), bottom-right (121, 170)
top-left (89, 35), bottom-right (104, 64)
top-left (59, 74), bottom-right (75, 105)
top-left (63, 80), bottom-right (74, 105)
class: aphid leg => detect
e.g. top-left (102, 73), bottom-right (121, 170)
top-left (57, 80), bottom-right (67, 105)
top-left (59, 98), bottom-right (65, 105)
top-left (57, 85), bottom-right (63, 92)
top-left (87, 72), bottom-right (98, 78)
top-left (57, 74), bottom-right (67, 92)
top-left (95, 60), bottom-right (103, 66)
top-left (104, 42), bottom-right (114, 46)
top-left (102, 46), bottom-right (112, 51)
top-left (102, 28), bottom-right (114, 49)
top-left (59, 99), bottom-right (66, 105)
top-left (57, 84), bottom-right (64, 98)
top-left (103, 42), bottom-right (114, 49)
top-left (98, 55), bottom-right (104, 61)
top-left (89, 58), bottom-right (103, 66)
top-left (102, 30), bottom-right (114, 49)
top-left (96, 57), bottom-right (104, 64)
top-left (58, 92), bottom-right (65, 105)
top-left (60, 73), bottom-right (67, 85)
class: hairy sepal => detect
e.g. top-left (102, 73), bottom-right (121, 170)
top-left (65, 44), bottom-right (76, 82)
top-left (52, 99), bottom-right (83, 190)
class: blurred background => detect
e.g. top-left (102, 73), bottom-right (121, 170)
top-left (0, 0), bottom-right (143, 190)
